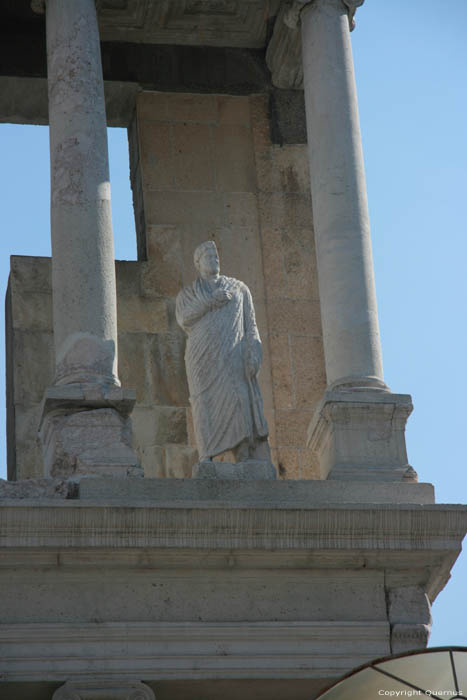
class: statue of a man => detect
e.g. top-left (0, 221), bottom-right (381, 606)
top-left (176, 241), bottom-right (270, 464)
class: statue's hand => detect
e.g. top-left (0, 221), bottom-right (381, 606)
top-left (212, 288), bottom-right (232, 308)
top-left (246, 339), bottom-right (262, 377)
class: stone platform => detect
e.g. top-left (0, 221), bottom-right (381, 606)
top-left (0, 477), bottom-right (465, 699)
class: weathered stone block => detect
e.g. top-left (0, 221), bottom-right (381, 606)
top-left (261, 227), bottom-right (287, 298)
top-left (40, 407), bottom-right (142, 479)
top-left (216, 225), bottom-right (264, 299)
top-left (269, 299), bottom-right (321, 334)
top-left (12, 291), bottom-right (52, 331)
top-left (218, 95), bottom-right (250, 127)
top-left (143, 224), bottom-right (183, 297)
top-left (222, 192), bottom-right (259, 227)
top-left (193, 459), bottom-right (277, 480)
top-left (13, 330), bottom-right (54, 403)
top-left (53, 680), bottom-right (155, 700)
top-left (137, 91), bottom-right (169, 121)
top-left (300, 448), bottom-right (321, 480)
top-left (132, 405), bottom-right (188, 447)
top-left (277, 447), bottom-right (300, 479)
top-left (250, 96), bottom-right (271, 161)
top-left (145, 191), bottom-right (224, 226)
top-left (215, 124), bottom-right (256, 192)
top-left (269, 332), bottom-right (294, 410)
top-left (258, 334), bottom-right (274, 413)
top-left (165, 444), bottom-right (198, 479)
top-left (167, 92), bottom-right (218, 123)
top-left (172, 122), bottom-right (216, 191)
top-left (118, 332), bottom-right (150, 404)
top-left (14, 434), bottom-right (43, 480)
top-left (0, 477), bottom-right (71, 500)
top-left (389, 585), bottom-right (432, 654)
top-left (136, 444), bottom-right (166, 479)
top-left (10, 255), bottom-right (51, 293)
top-left (276, 409), bottom-right (313, 448)
top-left (139, 120), bottom-right (176, 190)
top-left (116, 261), bottom-right (142, 298)
top-left (290, 334), bottom-right (326, 411)
top-left (282, 230), bottom-right (318, 300)
top-left (273, 144), bottom-right (310, 193)
top-left (258, 192), bottom-right (312, 231)
top-left (117, 295), bottom-right (168, 334)
top-left (147, 332), bottom-right (189, 406)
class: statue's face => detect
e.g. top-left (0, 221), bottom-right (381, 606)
top-left (198, 248), bottom-right (220, 278)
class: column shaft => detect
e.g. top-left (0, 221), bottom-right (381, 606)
top-left (301, 0), bottom-right (386, 391)
top-left (46, 0), bottom-right (119, 386)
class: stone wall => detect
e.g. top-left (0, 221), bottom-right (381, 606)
top-left (6, 91), bottom-right (326, 481)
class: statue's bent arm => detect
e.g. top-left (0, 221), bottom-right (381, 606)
top-left (175, 286), bottom-right (210, 331)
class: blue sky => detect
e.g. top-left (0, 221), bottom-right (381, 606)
top-left (0, 1), bottom-right (465, 646)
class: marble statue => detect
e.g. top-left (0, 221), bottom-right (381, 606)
top-left (176, 241), bottom-right (271, 465)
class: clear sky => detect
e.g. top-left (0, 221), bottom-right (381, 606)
top-left (0, 0), bottom-right (465, 646)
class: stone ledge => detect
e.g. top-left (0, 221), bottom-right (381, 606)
top-left (77, 477), bottom-right (434, 505)
top-left (0, 501), bottom-right (465, 552)
top-left (0, 478), bottom-right (74, 500)
top-left (0, 621), bottom-right (389, 681)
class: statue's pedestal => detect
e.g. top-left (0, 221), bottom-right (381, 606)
top-left (0, 477), bottom-right (465, 700)
top-left (193, 460), bottom-right (276, 480)
top-left (39, 385), bottom-right (142, 480)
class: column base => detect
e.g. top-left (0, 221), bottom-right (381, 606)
top-left (307, 391), bottom-right (417, 482)
top-left (39, 385), bottom-right (143, 480)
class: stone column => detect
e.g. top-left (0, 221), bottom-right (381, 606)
top-left (46, 0), bottom-right (118, 386)
top-left (297, 0), bottom-right (415, 481)
top-left (301, 0), bottom-right (385, 393)
top-left (33, 0), bottom-right (141, 478)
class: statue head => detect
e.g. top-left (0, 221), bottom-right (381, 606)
top-left (194, 240), bottom-right (220, 280)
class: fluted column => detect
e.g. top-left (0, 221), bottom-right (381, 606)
top-left (33, 0), bottom-right (141, 479)
top-left (46, 0), bottom-right (119, 387)
top-left (301, 0), bottom-right (387, 392)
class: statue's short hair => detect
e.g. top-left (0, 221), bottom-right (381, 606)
top-left (194, 240), bottom-right (218, 269)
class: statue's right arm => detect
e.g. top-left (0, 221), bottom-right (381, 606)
top-left (176, 287), bottom-right (211, 331)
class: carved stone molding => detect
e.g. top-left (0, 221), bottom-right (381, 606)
top-left (5, 621), bottom-right (389, 682)
top-left (388, 585), bottom-right (432, 654)
top-left (53, 680), bottom-right (155, 700)
top-left (96, 0), bottom-right (278, 48)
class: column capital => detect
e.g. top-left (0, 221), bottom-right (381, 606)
top-left (284, 0), bottom-right (364, 31)
top-left (266, 0), bottom-right (365, 88)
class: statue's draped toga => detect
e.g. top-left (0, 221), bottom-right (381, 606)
top-left (176, 273), bottom-right (268, 460)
